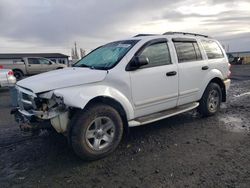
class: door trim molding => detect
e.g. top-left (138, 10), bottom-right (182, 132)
top-left (134, 93), bottom-right (178, 107)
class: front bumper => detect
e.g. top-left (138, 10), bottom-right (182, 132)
top-left (11, 108), bottom-right (52, 131)
top-left (224, 79), bottom-right (231, 91)
top-left (12, 107), bottom-right (70, 133)
top-left (13, 86), bottom-right (69, 132)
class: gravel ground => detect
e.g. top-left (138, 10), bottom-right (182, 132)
top-left (0, 65), bottom-right (250, 188)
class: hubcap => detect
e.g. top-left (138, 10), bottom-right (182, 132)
top-left (85, 117), bottom-right (115, 151)
top-left (208, 89), bottom-right (219, 112)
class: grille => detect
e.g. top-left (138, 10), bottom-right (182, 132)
top-left (17, 89), bottom-right (36, 112)
top-left (22, 93), bottom-right (31, 101)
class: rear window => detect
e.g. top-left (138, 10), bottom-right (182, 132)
top-left (201, 40), bottom-right (224, 59)
top-left (174, 41), bottom-right (202, 63)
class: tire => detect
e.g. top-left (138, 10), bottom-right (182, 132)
top-left (198, 82), bottom-right (222, 117)
top-left (13, 70), bottom-right (24, 80)
top-left (70, 103), bottom-right (124, 160)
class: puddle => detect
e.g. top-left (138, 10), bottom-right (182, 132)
top-left (219, 116), bottom-right (248, 133)
top-left (220, 103), bottom-right (227, 109)
top-left (234, 91), bottom-right (250, 98)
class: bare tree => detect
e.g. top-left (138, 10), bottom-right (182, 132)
top-left (80, 48), bottom-right (86, 58)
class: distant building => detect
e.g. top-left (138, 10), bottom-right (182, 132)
top-left (0, 53), bottom-right (69, 65)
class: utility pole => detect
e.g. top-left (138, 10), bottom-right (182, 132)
top-left (74, 42), bottom-right (79, 60)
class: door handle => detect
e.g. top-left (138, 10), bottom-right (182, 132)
top-left (202, 66), bottom-right (209, 70)
top-left (166, 71), bottom-right (177, 76)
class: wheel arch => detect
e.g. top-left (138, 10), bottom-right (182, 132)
top-left (13, 68), bottom-right (24, 74)
top-left (12, 69), bottom-right (24, 80)
top-left (207, 77), bottom-right (226, 102)
top-left (85, 96), bottom-right (129, 133)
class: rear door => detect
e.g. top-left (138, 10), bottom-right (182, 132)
top-left (129, 38), bottom-right (178, 117)
top-left (172, 38), bottom-right (207, 105)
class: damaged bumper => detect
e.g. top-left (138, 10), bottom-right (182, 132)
top-left (11, 108), bottom-right (52, 131)
top-left (13, 86), bottom-right (70, 133)
top-left (12, 106), bottom-right (70, 133)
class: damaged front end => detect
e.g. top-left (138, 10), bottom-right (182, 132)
top-left (11, 86), bottom-right (70, 133)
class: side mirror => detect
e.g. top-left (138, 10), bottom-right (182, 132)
top-left (128, 56), bottom-right (149, 71)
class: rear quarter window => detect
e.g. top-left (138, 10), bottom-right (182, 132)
top-left (201, 40), bottom-right (224, 59)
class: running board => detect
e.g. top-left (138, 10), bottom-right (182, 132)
top-left (128, 102), bottom-right (199, 127)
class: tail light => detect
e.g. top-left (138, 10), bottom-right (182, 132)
top-left (227, 63), bottom-right (231, 78)
top-left (8, 70), bottom-right (14, 76)
top-left (0, 65), bottom-right (3, 69)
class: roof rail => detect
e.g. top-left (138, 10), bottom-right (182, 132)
top-left (163, 32), bottom-right (209, 38)
top-left (133, 34), bottom-right (157, 37)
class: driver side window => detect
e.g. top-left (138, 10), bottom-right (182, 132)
top-left (139, 42), bottom-right (171, 68)
top-left (28, 58), bottom-right (40, 64)
top-left (39, 59), bottom-right (51, 65)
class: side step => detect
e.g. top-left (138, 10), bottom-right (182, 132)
top-left (128, 102), bottom-right (199, 127)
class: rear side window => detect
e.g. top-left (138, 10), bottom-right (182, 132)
top-left (174, 41), bottom-right (202, 63)
top-left (201, 40), bottom-right (224, 59)
top-left (139, 42), bottom-right (171, 68)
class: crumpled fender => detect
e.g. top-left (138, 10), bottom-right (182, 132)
top-left (53, 85), bottom-right (134, 120)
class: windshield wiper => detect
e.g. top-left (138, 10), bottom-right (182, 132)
top-left (75, 64), bottom-right (90, 68)
top-left (74, 63), bottom-right (109, 70)
top-left (92, 67), bottom-right (108, 70)
top-left (75, 64), bottom-right (99, 70)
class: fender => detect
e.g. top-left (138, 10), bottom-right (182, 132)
top-left (53, 84), bottom-right (135, 120)
top-left (198, 68), bottom-right (224, 99)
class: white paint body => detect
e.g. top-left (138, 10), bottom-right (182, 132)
top-left (16, 34), bottom-right (231, 132)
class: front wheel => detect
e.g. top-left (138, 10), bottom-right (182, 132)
top-left (70, 104), bottom-right (124, 160)
top-left (198, 82), bottom-right (222, 117)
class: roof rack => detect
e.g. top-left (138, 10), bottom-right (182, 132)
top-left (163, 32), bottom-right (209, 38)
top-left (133, 34), bottom-right (157, 37)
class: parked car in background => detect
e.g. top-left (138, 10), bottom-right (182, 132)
top-left (13, 32), bottom-right (230, 160)
top-left (0, 57), bottom-right (67, 80)
top-left (227, 53), bottom-right (244, 65)
top-left (0, 67), bottom-right (16, 87)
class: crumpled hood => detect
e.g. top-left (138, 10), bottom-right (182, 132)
top-left (17, 67), bottom-right (108, 93)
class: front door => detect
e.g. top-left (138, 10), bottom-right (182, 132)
top-left (26, 58), bottom-right (43, 74)
top-left (39, 58), bottom-right (54, 72)
top-left (129, 39), bottom-right (178, 117)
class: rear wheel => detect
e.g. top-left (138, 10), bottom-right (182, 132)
top-left (198, 82), bottom-right (222, 117)
top-left (13, 70), bottom-right (24, 80)
top-left (70, 104), bottom-right (123, 160)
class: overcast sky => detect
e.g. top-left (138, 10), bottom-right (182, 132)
top-left (0, 0), bottom-right (250, 55)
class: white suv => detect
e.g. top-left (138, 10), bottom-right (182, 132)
top-left (13, 32), bottom-right (231, 160)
